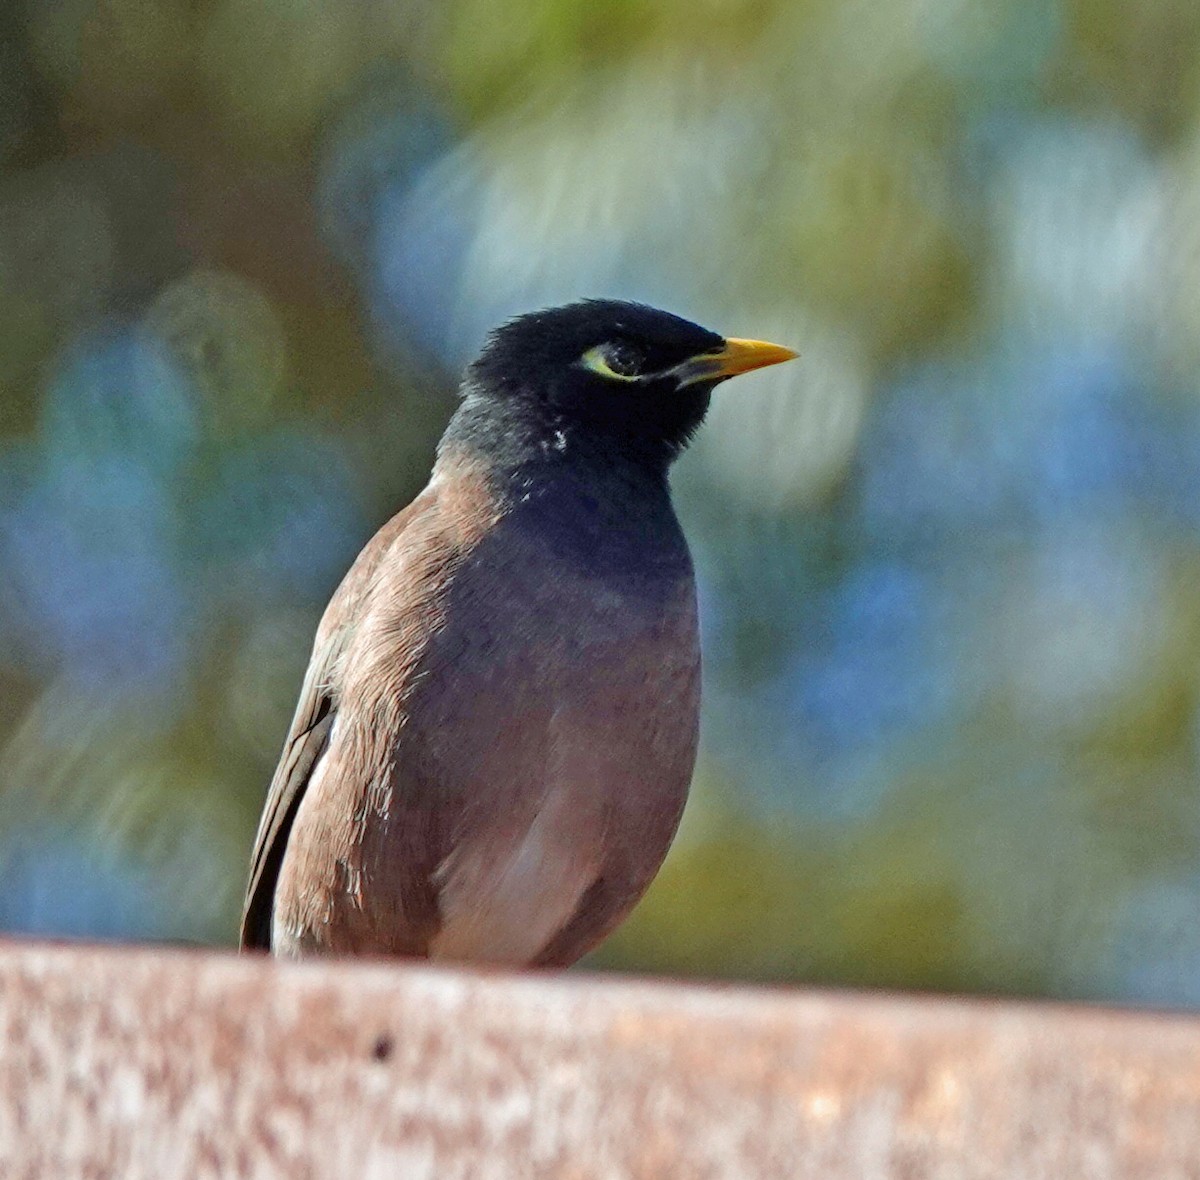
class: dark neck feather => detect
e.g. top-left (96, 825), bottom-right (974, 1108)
top-left (439, 392), bottom-right (683, 490)
top-left (437, 395), bottom-right (693, 579)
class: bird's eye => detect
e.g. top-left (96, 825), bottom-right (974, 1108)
top-left (581, 342), bottom-right (643, 382)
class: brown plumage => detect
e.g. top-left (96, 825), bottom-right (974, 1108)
top-left (241, 300), bottom-right (795, 965)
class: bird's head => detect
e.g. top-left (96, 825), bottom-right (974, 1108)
top-left (455, 299), bottom-right (797, 473)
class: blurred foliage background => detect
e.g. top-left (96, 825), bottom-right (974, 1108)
top-left (3, 0), bottom-right (1200, 1006)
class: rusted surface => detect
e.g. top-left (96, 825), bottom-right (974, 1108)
top-left (1, 941), bottom-right (1199, 1178)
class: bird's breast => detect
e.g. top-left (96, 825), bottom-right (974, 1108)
top-left (395, 520), bottom-right (701, 964)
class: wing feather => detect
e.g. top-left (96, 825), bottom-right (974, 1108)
top-left (238, 491), bottom-right (435, 950)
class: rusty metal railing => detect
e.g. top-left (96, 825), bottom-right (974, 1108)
top-left (1, 940), bottom-right (1196, 1177)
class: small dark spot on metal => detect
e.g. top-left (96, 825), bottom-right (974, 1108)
top-left (371, 1034), bottom-right (393, 1063)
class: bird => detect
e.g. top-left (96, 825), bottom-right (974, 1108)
top-left (240, 299), bottom-right (796, 965)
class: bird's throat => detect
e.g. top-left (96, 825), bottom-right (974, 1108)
top-left (437, 400), bottom-right (691, 582)
top-left (439, 392), bottom-right (684, 490)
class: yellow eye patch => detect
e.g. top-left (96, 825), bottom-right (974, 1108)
top-left (581, 344), bottom-right (643, 382)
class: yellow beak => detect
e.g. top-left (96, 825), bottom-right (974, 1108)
top-left (676, 336), bottom-right (798, 385)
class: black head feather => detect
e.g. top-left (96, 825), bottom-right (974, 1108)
top-left (447, 299), bottom-right (727, 475)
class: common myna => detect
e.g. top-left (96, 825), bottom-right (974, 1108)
top-left (241, 299), bottom-right (796, 964)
